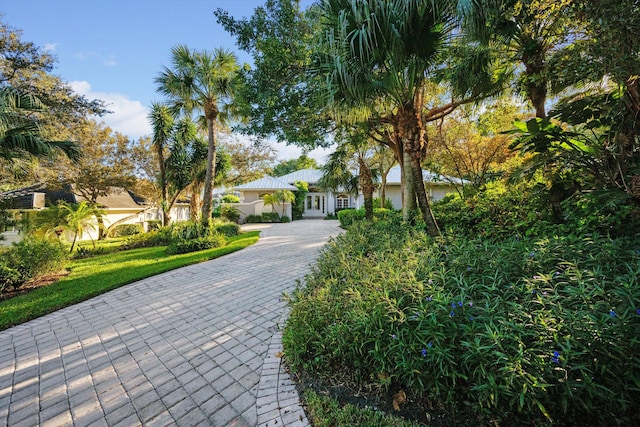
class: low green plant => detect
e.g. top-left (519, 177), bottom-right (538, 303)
top-left (303, 390), bottom-right (418, 427)
top-left (165, 234), bottom-right (226, 255)
top-left (284, 220), bottom-right (640, 425)
top-left (213, 222), bottom-right (240, 237)
top-left (373, 197), bottom-right (394, 210)
top-left (0, 237), bottom-right (68, 292)
top-left (244, 214), bottom-right (262, 224)
top-left (337, 208), bottom-right (364, 227)
top-left (108, 223), bottom-right (143, 237)
top-left (0, 263), bottom-right (21, 293)
top-left (260, 212), bottom-right (281, 223)
top-left (221, 205), bottom-right (241, 223)
top-left (280, 215), bottom-right (291, 223)
top-left (122, 229), bottom-right (172, 249)
top-left (221, 194), bottom-right (240, 203)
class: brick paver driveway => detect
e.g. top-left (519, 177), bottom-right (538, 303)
top-left (0, 220), bottom-right (342, 427)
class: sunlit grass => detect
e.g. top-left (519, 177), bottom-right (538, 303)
top-left (0, 231), bottom-right (260, 331)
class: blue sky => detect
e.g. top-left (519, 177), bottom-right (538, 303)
top-left (0, 0), bottom-right (330, 162)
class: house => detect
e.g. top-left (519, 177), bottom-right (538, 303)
top-left (230, 166), bottom-right (465, 222)
top-left (0, 184), bottom-right (189, 245)
top-left (381, 166), bottom-right (466, 209)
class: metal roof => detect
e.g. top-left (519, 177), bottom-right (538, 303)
top-left (276, 168), bottom-right (324, 184)
top-left (385, 166), bottom-right (469, 185)
top-left (232, 176), bottom-right (297, 191)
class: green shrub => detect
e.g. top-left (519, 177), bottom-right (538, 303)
top-left (221, 205), bottom-right (241, 223)
top-left (373, 197), bottom-right (394, 210)
top-left (221, 194), bottom-right (240, 203)
top-left (165, 234), bottom-right (226, 255)
top-left (280, 215), bottom-right (291, 223)
top-left (293, 181), bottom-right (309, 220)
top-left (214, 222), bottom-right (240, 237)
top-left (122, 230), bottom-right (172, 249)
top-left (261, 212), bottom-right (281, 223)
top-left (108, 223), bottom-right (143, 237)
top-left (168, 221), bottom-right (212, 240)
top-left (244, 214), bottom-right (262, 224)
top-left (337, 208), bottom-right (364, 227)
top-left (0, 237), bottom-right (67, 291)
top-left (73, 246), bottom-right (106, 259)
top-left (284, 221), bottom-right (640, 425)
top-left (0, 263), bottom-right (21, 293)
top-left (146, 220), bottom-right (161, 231)
top-left (338, 208), bottom-right (400, 228)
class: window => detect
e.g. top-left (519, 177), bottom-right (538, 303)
top-left (336, 194), bottom-right (350, 210)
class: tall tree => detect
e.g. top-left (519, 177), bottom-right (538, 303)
top-left (218, 133), bottom-right (277, 186)
top-left (215, 0), bottom-right (332, 150)
top-left (319, 0), bottom-right (472, 235)
top-left (272, 154), bottom-right (319, 176)
top-left (148, 102), bottom-right (173, 226)
top-left (456, 0), bottom-right (576, 118)
top-left (155, 45), bottom-right (239, 223)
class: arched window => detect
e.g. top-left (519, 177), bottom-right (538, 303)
top-left (336, 194), bottom-right (350, 210)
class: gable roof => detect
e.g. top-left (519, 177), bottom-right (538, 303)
top-left (0, 184), bottom-right (76, 209)
top-left (276, 168), bottom-right (324, 184)
top-left (232, 176), bottom-right (297, 191)
top-left (0, 184), bottom-right (146, 210)
top-left (385, 166), bottom-right (469, 186)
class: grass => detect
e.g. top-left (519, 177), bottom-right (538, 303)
top-left (303, 390), bottom-right (419, 427)
top-left (0, 231), bottom-right (260, 331)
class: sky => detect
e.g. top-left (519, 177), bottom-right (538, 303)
top-left (0, 0), bottom-right (332, 163)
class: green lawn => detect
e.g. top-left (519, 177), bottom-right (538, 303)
top-left (0, 231), bottom-right (260, 331)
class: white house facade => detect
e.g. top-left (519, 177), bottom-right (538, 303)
top-left (230, 167), bottom-right (466, 222)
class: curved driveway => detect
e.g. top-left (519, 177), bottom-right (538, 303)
top-left (0, 220), bottom-right (342, 427)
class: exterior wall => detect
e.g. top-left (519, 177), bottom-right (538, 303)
top-left (239, 190), bottom-right (263, 203)
top-left (228, 200), bottom-right (292, 223)
top-left (430, 186), bottom-right (455, 202)
top-left (380, 184), bottom-right (458, 209)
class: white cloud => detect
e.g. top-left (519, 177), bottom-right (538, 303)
top-left (43, 43), bottom-right (58, 52)
top-left (70, 80), bottom-right (335, 162)
top-left (70, 81), bottom-right (151, 139)
top-left (74, 51), bottom-right (117, 67)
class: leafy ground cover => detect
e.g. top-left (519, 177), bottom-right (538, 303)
top-left (0, 231), bottom-right (259, 331)
top-left (284, 217), bottom-right (640, 426)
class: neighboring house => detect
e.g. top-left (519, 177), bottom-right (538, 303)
top-left (0, 184), bottom-right (188, 245)
top-left (230, 166), bottom-right (466, 222)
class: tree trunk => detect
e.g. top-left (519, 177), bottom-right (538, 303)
top-left (402, 150), bottom-right (416, 221)
top-left (190, 184), bottom-right (202, 223)
top-left (201, 117), bottom-right (217, 224)
top-left (398, 105), bottom-right (440, 236)
top-left (358, 157), bottom-right (375, 221)
top-left (523, 47), bottom-right (548, 118)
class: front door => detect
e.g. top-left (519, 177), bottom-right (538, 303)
top-left (305, 193), bottom-right (326, 217)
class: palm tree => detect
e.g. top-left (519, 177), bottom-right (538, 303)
top-left (155, 45), bottom-right (239, 224)
top-left (455, 0), bottom-right (575, 118)
top-left (263, 190), bottom-right (296, 218)
top-left (32, 201), bottom-right (104, 252)
top-left (0, 87), bottom-right (80, 161)
top-left (147, 102), bottom-right (174, 226)
top-left (63, 201), bottom-right (104, 253)
top-left (318, 129), bottom-right (378, 221)
top-left (319, 0), bottom-right (453, 235)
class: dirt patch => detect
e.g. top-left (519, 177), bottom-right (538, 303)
top-left (0, 270), bottom-right (70, 301)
